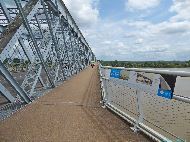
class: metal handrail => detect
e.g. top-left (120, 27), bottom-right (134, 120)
top-left (101, 66), bottom-right (190, 77)
top-left (101, 65), bottom-right (190, 104)
top-left (99, 65), bottom-right (189, 141)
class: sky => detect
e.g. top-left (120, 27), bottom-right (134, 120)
top-left (63, 0), bottom-right (190, 61)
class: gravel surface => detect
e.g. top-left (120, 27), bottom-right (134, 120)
top-left (0, 66), bottom-right (152, 142)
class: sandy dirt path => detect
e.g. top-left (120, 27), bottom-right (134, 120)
top-left (0, 66), bottom-right (151, 142)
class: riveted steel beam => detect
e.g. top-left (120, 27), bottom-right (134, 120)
top-left (0, 60), bottom-right (31, 103)
top-left (14, 0), bottom-right (55, 88)
top-left (0, 83), bottom-right (16, 103)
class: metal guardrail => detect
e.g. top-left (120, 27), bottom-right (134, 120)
top-left (102, 66), bottom-right (190, 77)
top-left (102, 66), bottom-right (190, 103)
top-left (99, 65), bottom-right (190, 142)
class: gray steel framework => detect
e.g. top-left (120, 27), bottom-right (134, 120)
top-left (0, 0), bottom-right (95, 115)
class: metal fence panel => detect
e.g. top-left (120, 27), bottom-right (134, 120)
top-left (100, 66), bottom-right (190, 142)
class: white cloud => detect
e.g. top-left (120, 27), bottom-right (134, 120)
top-left (102, 40), bottom-right (111, 44)
top-left (62, 0), bottom-right (190, 61)
top-left (158, 21), bottom-right (190, 34)
top-left (170, 0), bottom-right (190, 21)
top-left (135, 38), bottom-right (144, 44)
top-left (140, 20), bottom-right (190, 36)
top-left (83, 17), bottom-right (190, 60)
top-left (126, 0), bottom-right (160, 10)
top-left (2, 0), bottom-right (190, 61)
top-left (63, 0), bottom-right (99, 27)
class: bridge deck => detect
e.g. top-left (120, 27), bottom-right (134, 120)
top-left (0, 66), bottom-right (151, 142)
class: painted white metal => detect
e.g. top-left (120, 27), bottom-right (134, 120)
top-left (102, 66), bottom-right (190, 77)
top-left (0, 83), bottom-right (16, 102)
top-left (99, 65), bottom-right (188, 142)
top-left (0, 0), bottom-right (95, 118)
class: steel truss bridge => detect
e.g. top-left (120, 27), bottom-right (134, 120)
top-left (0, 0), bottom-right (95, 105)
top-left (0, 0), bottom-right (190, 142)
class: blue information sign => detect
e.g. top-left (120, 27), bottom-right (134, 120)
top-left (110, 69), bottom-right (121, 79)
top-left (157, 88), bottom-right (173, 99)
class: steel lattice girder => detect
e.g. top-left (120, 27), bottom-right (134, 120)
top-left (0, 0), bottom-right (95, 106)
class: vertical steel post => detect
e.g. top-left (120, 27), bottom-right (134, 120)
top-left (18, 37), bottom-right (45, 87)
top-left (14, 0), bottom-right (55, 88)
top-left (131, 90), bottom-right (144, 132)
top-left (68, 28), bottom-right (76, 74)
top-left (41, 0), bottom-right (65, 79)
top-left (59, 17), bottom-right (71, 77)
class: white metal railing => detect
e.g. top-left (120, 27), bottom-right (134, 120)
top-left (99, 65), bottom-right (190, 142)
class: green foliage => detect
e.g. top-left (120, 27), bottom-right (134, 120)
top-left (13, 58), bottom-right (21, 63)
top-left (3, 58), bottom-right (30, 68)
top-left (100, 60), bottom-right (190, 68)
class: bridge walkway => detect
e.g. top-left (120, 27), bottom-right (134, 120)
top-left (0, 66), bottom-right (151, 142)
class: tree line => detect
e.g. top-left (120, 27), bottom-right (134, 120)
top-left (100, 60), bottom-right (190, 68)
top-left (4, 58), bottom-right (190, 68)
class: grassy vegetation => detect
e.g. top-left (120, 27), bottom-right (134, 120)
top-left (3, 58), bottom-right (29, 71)
top-left (4, 58), bottom-right (190, 68)
top-left (100, 60), bottom-right (190, 68)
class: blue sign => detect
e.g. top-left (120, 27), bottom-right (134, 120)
top-left (157, 88), bottom-right (173, 99)
top-left (110, 69), bottom-right (121, 79)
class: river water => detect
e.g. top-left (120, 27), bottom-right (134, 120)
top-left (146, 68), bottom-right (190, 98)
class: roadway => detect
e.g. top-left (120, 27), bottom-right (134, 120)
top-left (0, 65), bottom-right (151, 142)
